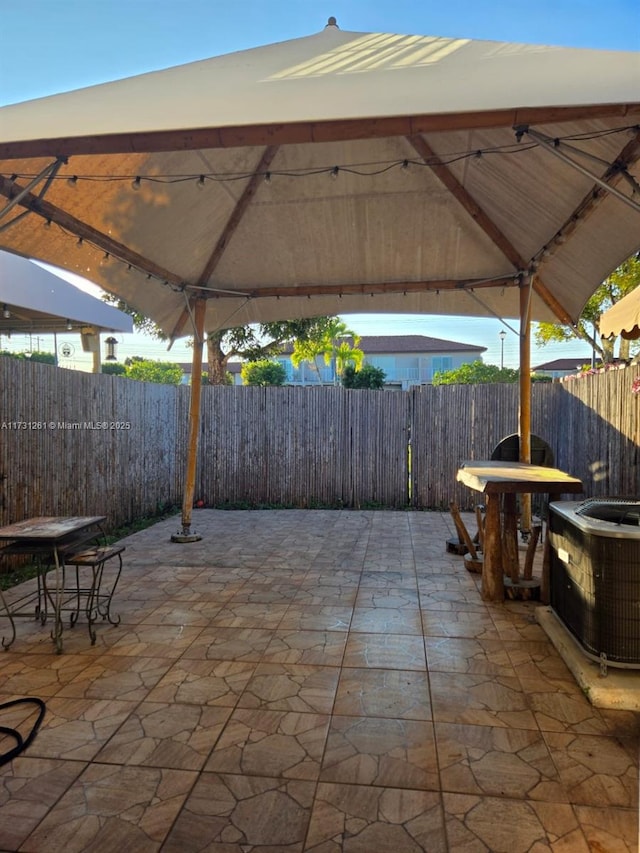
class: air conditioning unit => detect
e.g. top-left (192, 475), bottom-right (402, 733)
top-left (549, 499), bottom-right (640, 669)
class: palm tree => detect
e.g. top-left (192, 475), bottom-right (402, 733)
top-left (291, 318), bottom-right (364, 384)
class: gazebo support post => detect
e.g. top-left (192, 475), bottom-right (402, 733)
top-left (172, 297), bottom-right (206, 543)
top-left (519, 275), bottom-right (533, 534)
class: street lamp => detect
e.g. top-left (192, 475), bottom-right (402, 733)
top-left (499, 330), bottom-right (507, 370)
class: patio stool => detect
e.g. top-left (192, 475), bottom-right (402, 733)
top-left (62, 545), bottom-right (124, 644)
top-left (448, 501), bottom-right (483, 572)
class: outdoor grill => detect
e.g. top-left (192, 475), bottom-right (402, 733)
top-left (549, 499), bottom-right (640, 669)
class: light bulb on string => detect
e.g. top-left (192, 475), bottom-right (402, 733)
top-left (131, 177), bottom-right (141, 191)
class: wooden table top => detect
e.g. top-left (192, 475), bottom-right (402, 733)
top-left (0, 516), bottom-right (106, 542)
top-left (456, 461), bottom-right (583, 495)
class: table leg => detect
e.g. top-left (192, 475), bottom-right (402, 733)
top-left (42, 548), bottom-right (64, 653)
top-left (481, 493), bottom-right (504, 601)
top-left (0, 587), bottom-right (16, 650)
top-left (502, 493), bottom-right (520, 583)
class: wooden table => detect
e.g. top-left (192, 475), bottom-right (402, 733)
top-left (0, 516), bottom-right (106, 652)
top-left (456, 462), bottom-right (583, 602)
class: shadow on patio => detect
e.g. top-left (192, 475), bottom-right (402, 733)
top-left (0, 509), bottom-right (637, 851)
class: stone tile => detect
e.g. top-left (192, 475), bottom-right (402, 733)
top-left (354, 587), bottom-right (420, 609)
top-left (524, 680), bottom-right (618, 735)
top-left (238, 663), bottom-right (340, 714)
top-left (0, 757), bottom-right (86, 851)
top-left (205, 708), bottom-right (330, 780)
top-left (543, 731), bottom-right (638, 807)
top-left (349, 607), bottom-right (423, 635)
top-left (183, 626), bottom-right (274, 661)
top-left (55, 654), bottom-right (174, 701)
top-left (108, 624), bottom-right (203, 658)
top-left (504, 639), bottom-right (577, 686)
top-left (435, 722), bottom-right (566, 802)
top-left (278, 605), bottom-right (353, 632)
top-left (304, 783), bottom-right (446, 852)
top-left (574, 805), bottom-right (639, 852)
top-left (209, 602), bottom-right (290, 629)
top-left (140, 600), bottom-right (223, 625)
top-left (359, 570), bottom-right (417, 588)
top-left (443, 792), bottom-right (590, 852)
top-left (429, 671), bottom-right (538, 729)
top-left (261, 630), bottom-right (348, 666)
top-left (293, 586), bottom-right (358, 607)
top-left (24, 697), bottom-right (137, 760)
top-left (95, 701), bottom-right (231, 770)
top-left (343, 633), bottom-right (427, 671)
top-left (334, 668), bottom-right (432, 720)
top-left (23, 763), bottom-right (195, 852)
top-left (147, 658), bottom-right (256, 706)
top-left (0, 652), bottom-right (93, 697)
top-left (320, 716), bottom-right (439, 790)
top-left (421, 610), bottom-right (501, 640)
top-left (227, 583), bottom-right (301, 604)
top-left (425, 636), bottom-right (518, 676)
top-left (162, 772), bottom-right (315, 852)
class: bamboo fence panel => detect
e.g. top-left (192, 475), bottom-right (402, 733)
top-left (1, 357), bottom-right (639, 529)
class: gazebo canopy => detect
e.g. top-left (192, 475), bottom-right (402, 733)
top-left (0, 19), bottom-right (638, 341)
top-left (600, 284), bottom-right (640, 340)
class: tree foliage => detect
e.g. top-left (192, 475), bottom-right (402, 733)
top-left (342, 364), bottom-right (386, 389)
top-left (241, 359), bottom-right (287, 386)
top-left (101, 362), bottom-right (127, 375)
top-left (433, 361), bottom-right (519, 385)
top-left (124, 358), bottom-right (183, 384)
top-left (1, 350), bottom-right (56, 364)
top-left (534, 255), bottom-right (640, 362)
top-left (206, 318), bottom-right (341, 384)
top-left (291, 318), bottom-right (363, 382)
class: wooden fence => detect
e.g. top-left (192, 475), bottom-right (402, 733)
top-left (0, 357), bottom-right (638, 529)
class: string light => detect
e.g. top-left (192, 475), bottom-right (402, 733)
top-left (4, 124), bottom-right (632, 192)
top-left (31, 120), bottom-right (632, 295)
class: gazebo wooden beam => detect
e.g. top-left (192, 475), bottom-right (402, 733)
top-left (0, 176), bottom-right (183, 286)
top-left (407, 134), bottom-right (575, 325)
top-left (541, 127), bottom-right (640, 250)
top-left (169, 146), bottom-right (280, 340)
top-left (190, 276), bottom-right (518, 300)
top-left (0, 104), bottom-right (637, 161)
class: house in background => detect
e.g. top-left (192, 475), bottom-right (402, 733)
top-left (532, 357), bottom-right (592, 379)
top-left (181, 335), bottom-right (486, 388)
top-left (276, 334), bottom-right (486, 389)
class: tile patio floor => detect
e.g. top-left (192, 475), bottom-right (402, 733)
top-left (0, 509), bottom-right (637, 852)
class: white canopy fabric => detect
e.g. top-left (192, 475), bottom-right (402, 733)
top-left (0, 251), bottom-right (133, 335)
top-left (600, 286), bottom-right (640, 340)
top-left (0, 20), bottom-right (638, 341)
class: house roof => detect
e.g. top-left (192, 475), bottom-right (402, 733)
top-left (532, 357), bottom-right (591, 371)
top-left (356, 334), bottom-right (485, 354)
top-left (280, 334), bottom-right (486, 355)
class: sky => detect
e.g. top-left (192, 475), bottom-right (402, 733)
top-left (1, 0), bottom-right (638, 371)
